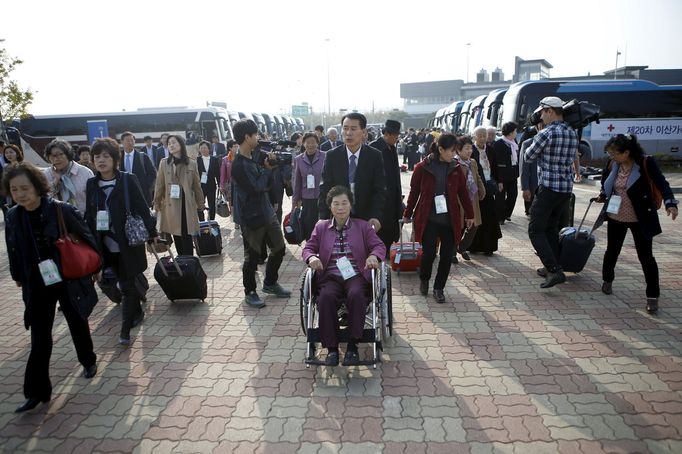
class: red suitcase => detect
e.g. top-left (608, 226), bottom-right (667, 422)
top-left (389, 221), bottom-right (422, 273)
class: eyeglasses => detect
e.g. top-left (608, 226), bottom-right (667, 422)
top-left (49, 152), bottom-right (66, 159)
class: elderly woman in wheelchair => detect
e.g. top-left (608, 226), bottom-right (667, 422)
top-left (302, 185), bottom-right (386, 366)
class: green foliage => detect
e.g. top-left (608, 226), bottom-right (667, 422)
top-left (0, 47), bottom-right (34, 120)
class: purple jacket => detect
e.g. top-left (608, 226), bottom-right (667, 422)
top-left (293, 150), bottom-right (325, 203)
top-left (302, 217), bottom-right (386, 283)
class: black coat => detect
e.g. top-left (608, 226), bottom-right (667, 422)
top-left (84, 172), bottom-right (157, 279)
top-left (600, 156), bottom-right (676, 240)
top-left (5, 198), bottom-right (101, 328)
top-left (155, 147), bottom-right (170, 169)
top-left (120, 150), bottom-right (157, 205)
top-left (370, 137), bottom-right (402, 243)
top-left (492, 138), bottom-right (519, 182)
top-left (197, 155), bottom-right (221, 193)
top-left (320, 140), bottom-right (342, 151)
top-left (139, 145), bottom-right (161, 169)
top-left (211, 142), bottom-right (227, 158)
top-left (318, 144), bottom-right (386, 221)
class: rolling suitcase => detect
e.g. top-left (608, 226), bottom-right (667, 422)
top-left (150, 242), bottom-right (208, 302)
top-left (195, 220), bottom-right (222, 256)
top-left (389, 220), bottom-right (422, 273)
top-left (559, 197), bottom-right (599, 273)
top-left (283, 207), bottom-right (304, 245)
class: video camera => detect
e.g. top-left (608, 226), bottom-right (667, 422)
top-left (255, 140), bottom-right (296, 166)
top-left (526, 99), bottom-right (600, 131)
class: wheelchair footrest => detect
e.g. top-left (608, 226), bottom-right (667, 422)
top-left (306, 328), bottom-right (377, 344)
top-left (305, 358), bottom-right (379, 367)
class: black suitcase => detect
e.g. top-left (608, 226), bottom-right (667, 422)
top-left (195, 221), bottom-right (222, 256)
top-left (150, 243), bottom-right (207, 302)
top-left (559, 198), bottom-right (599, 273)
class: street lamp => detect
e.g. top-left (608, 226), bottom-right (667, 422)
top-left (465, 43), bottom-right (471, 83)
top-left (325, 38), bottom-right (331, 118)
top-left (614, 49), bottom-right (621, 80)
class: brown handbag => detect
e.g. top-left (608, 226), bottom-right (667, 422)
top-left (55, 202), bottom-right (101, 279)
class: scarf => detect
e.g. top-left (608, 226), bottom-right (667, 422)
top-left (56, 161), bottom-right (77, 206)
top-left (457, 157), bottom-right (478, 202)
top-left (503, 136), bottom-right (519, 166)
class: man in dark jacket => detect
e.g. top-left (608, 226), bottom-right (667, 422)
top-left (231, 119), bottom-right (291, 308)
top-left (119, 131), bottom-right (156, 207)
top-left (211, 135), bottom-right (227, 158)
top-left (320, 127), bottom-right (342, 151)
top-left (370, 119), bottom-right (403, 254)
top-left (318, 112), bottom-right (386, 231)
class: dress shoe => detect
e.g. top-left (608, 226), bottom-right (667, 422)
top-left (646, 298), bottom-right (659, 314)
top-left (262, 283), bottom-right (292, 298)
top-left (244, 292), bottom-right (266, 308)
top-left (537, 267), bottom-right (548, 278)
top-left (119, 334), bottom-right (131, 346)
top-left (540, 270), bottom-right (566, 289)
top-left (15, 397), bottom-right (48, 413)
top-left (601, 282), bottom-right (613, 295)
top-left (433, 289), bottom-right (446, 304)
top-left (83, 364), bottom-right (97, 379)
top-left (325, 351), bottom-right (339, 366)
top-left (342, 350), bottom-right (359, 366)
top-left (420, 279), bottom-right (429, 296)
top-left (459, 250), bottom-right (471, 261)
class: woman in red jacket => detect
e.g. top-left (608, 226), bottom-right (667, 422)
top-left (404, 134), bottom-right (474, 304)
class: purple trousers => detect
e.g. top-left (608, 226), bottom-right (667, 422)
top-left (316, 273), bottom-right (370, 348)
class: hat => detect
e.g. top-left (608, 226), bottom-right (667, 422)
top-left (383, 119), bottom-right (401, 135)
top-left (534, 96), bottom-right (564, 113)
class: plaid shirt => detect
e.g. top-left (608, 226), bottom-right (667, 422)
top-left (523, 121), bottom-right (578, 193)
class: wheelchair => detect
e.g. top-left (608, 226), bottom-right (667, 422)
top-left (299, 262), bottom-right (393, 368)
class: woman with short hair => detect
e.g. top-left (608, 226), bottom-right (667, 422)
top-left (293, 132), bottom-right (325, 240)
top-left (4, 162), bottom-right (99, 413)
top-left (43, 139), bottom-right (94, 213)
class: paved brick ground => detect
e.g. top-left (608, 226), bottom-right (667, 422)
top-left (0, 175), bottom-right (681, 454)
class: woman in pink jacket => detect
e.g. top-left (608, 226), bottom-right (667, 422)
top-left (219, 140), bottom-right (238, 223)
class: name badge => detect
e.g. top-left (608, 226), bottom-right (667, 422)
top-left (38, 259), bottom-right (62, 286)
top-left (201, 173), bottom-right (208, 184)
top-left (607, 195), bottom-right (622, 214)
top-left (96, 210), bottom-right (109, 231)
top-left (306, 174), bottom-right (315, 189)
top-left (336, 256), bottom-right (357, 281)
top-left (434, 194), bottom-right (448, 214)
top-left (170, 184), bottom-right (181, 199)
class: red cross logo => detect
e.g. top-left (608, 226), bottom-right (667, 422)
top-left (607, 124), bottom-right (615, 132)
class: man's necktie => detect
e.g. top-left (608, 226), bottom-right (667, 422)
top-left (348, 154), bottom-right (357, 185)
top-left (126, 154), bottom-right (132, 173)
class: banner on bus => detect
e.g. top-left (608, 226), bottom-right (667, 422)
top-left (590, 119), bottom-right (682, 141)
top-left (87, 120), bottom-right (109, 143)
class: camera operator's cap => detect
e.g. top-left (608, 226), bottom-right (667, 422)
top-left (534, 96), bottom-right (564, 114)
top-left (384, 119), bottom-right (401, 135)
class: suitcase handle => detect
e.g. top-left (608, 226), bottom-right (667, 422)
top-left (398, 219), bottom-right (414, 253)
top-left (577, 197), bottom-right (600, 234)
top-left (147, 239), bottom-right (184, 277)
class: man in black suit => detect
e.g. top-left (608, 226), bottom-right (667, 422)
top-left (197, 140), bottom-right (222, 220)
top-left (210, 135), bottom-right (227, 158)
top-left (369, 120), bottom-right (403, 254)
top-left (318, 112), bottom-right (386, 231)
top-left (155, 133), bottom-right (170, 168)
top-left (140, 135), bottom-right (160, 169)
top-left (492, 121), bottom-right (519, 224)
top-left (319, 127), bottom-right (342, 151)
top-left (370, 120), bottom-right (403, 254)
top-left (120, 131), bottom-right (156, 207)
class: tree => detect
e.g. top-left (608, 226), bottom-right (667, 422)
top-left (0, 46), bottom-right (34, 120)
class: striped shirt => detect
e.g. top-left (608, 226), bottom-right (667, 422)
top-left (524, 121), bottom-right (578, 193)
top-left (326, 218), bottom-right (359, 277)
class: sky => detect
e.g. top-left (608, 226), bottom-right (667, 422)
top-left (2, 0), bottom-right (682, 117)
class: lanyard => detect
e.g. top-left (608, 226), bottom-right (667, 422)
top-left (24, 210), bottom-right (45, 261)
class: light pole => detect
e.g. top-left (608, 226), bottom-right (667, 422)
top-left (465, 43), bottom-right (471, 83)
top-left (614, 49), bottom-right (621, 80)
top-left (325, 38), bottom-right (331, 118)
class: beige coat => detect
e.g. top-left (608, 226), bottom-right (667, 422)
top-left (459, 159), bottom-right (486, 226)
top-left (154, 158), bottom-right (204, 236)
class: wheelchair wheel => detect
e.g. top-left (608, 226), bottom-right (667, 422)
top-left (299, 268), bottom-right (312, 335)
top-left (380, 264), bottom-right (393, 342)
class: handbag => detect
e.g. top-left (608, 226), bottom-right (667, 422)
top-left (123, 174), bottom-right (150, 246)
top-left (55, 202), bottom-right (101, 279)
top-left (216, 191), bottom-right (231, 218)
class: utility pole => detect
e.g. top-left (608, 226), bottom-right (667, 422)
top-left (466, 43), bottom-right (471, 83)
top-left (614, 49), bottom-right (621, 80)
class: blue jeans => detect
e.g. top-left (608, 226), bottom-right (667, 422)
top-left (528, 186), bottom-right (572, 272)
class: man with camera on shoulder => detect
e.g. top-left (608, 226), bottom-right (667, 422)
top-left (231, 119), bottom-right (291, 308)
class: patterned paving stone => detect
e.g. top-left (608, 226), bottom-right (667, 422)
top-left (1, 182), bottom-right (681, 452)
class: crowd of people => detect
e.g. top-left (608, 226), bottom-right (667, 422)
top-left (0, 98), bottom-right (679, 410)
